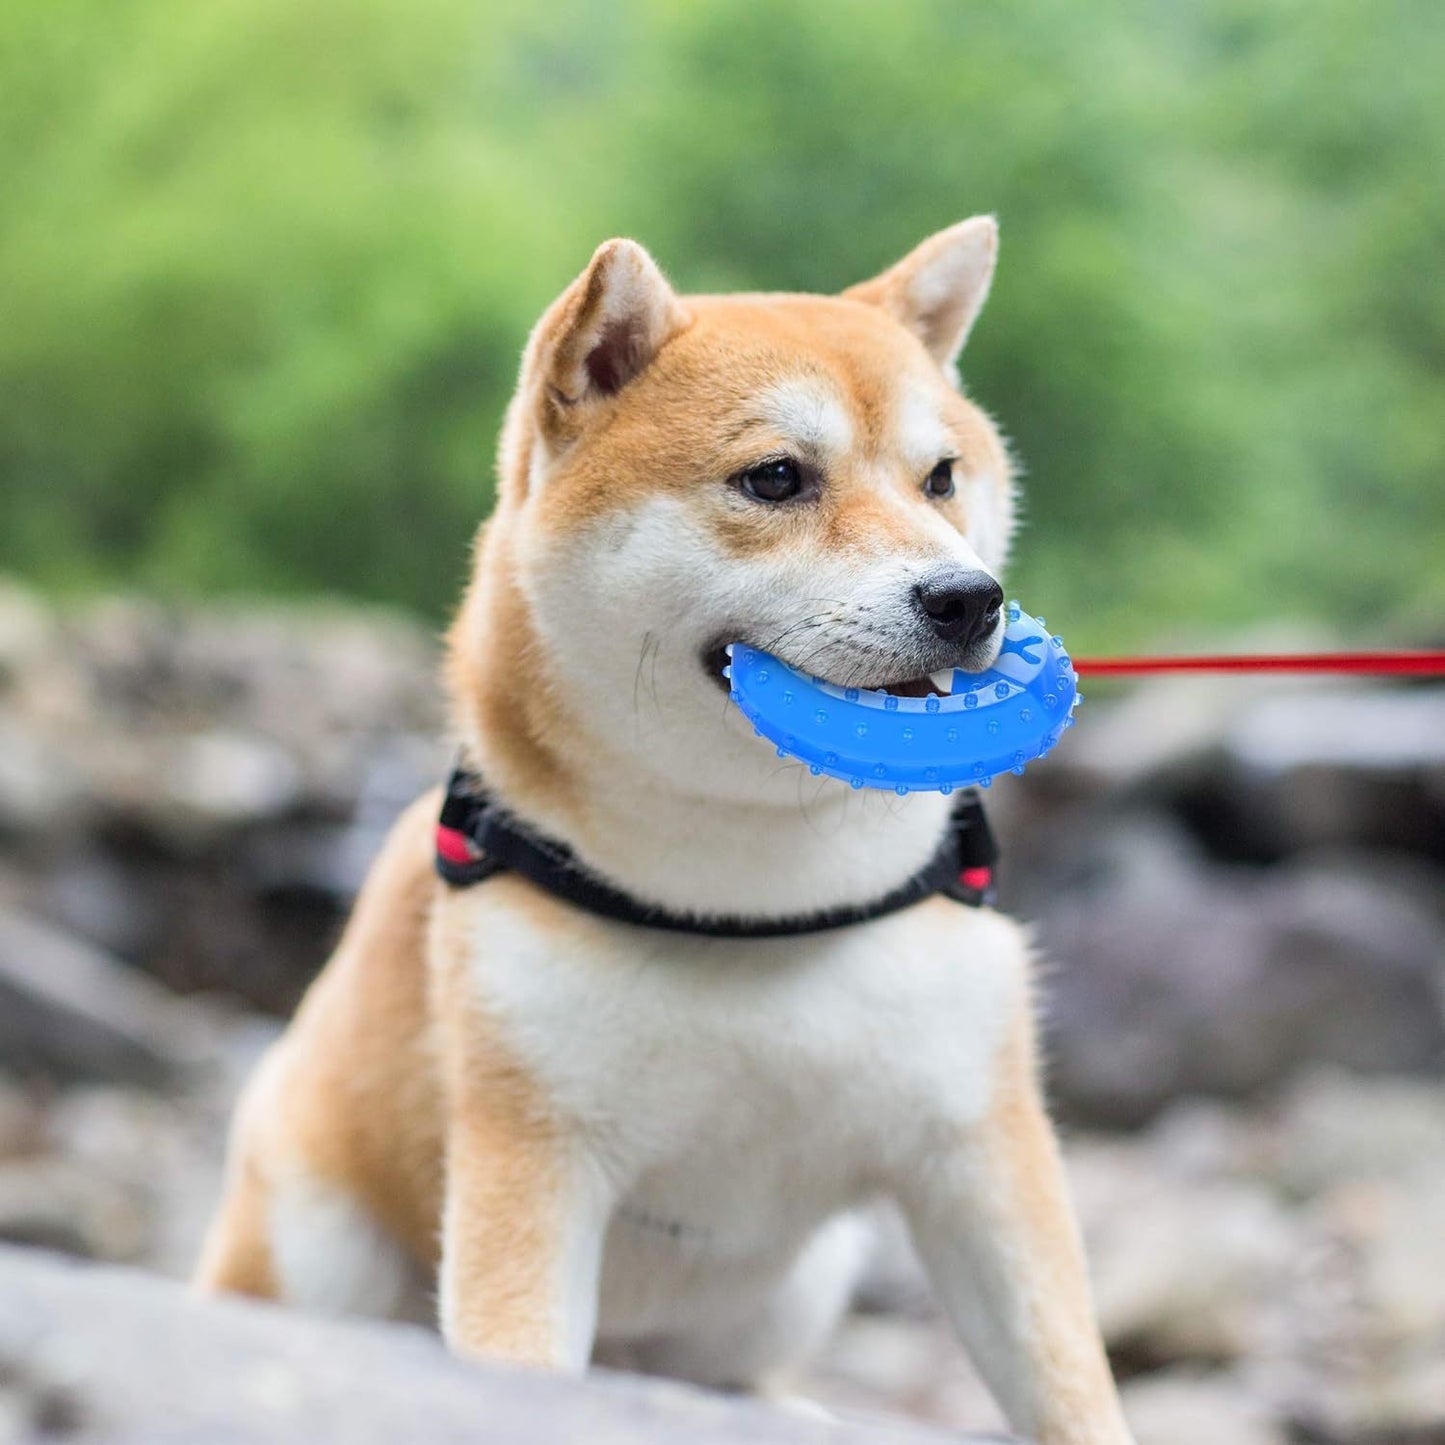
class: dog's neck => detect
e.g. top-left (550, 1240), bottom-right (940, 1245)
top-left (543, 768), bottom-right (953, 920)
top-left (446, 556), bottom-right (953, 920)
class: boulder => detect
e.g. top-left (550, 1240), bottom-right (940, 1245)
top-left (0, 587), bottom-right (447, 1012)
top-left (1066, 1076), bottom-right (1445, 1445)
top-left (0, 909), bottom-right (206, 1087)
top-left (1120, 1370), bottom-right (1285, 1445)
top-left (810, 1312), bottom-right (1008, 1436)
top-left (1263, 1068), bottom-right (1445, 1198)
top-left (0, 1246), bottom-right (1011, 1445)
top-left (1042, 675), bottom-right (1445, 864)
top-left (1031, 831), bottom-right (1445, 1126)
top-left (1075, 1163), bottom-right (1298, 1365)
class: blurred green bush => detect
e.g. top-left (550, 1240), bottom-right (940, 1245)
top-left (2, 0), bottom-right (1441, 645)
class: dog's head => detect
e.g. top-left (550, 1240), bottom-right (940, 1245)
top-left (455, 221), bottom-right (1017, 811)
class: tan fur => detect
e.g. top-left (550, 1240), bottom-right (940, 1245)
top-left (446, 539), bottom-right (580, 825)
top-left (197, 791), bottom-right (446, 1291)
top-left (198, 223), bottom-right (1133, 1443)
top-left (431, 881), bottom-right (575, 1361)
top-left (192, 1156), bottom-right (276, 1299)
top-left (528, 294), bottom-right (1007, 538)
top-left (979, 1012), bottom-right (1128, 1441)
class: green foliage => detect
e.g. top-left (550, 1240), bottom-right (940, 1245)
top-left (2, 0), bottom-right (1441, 646)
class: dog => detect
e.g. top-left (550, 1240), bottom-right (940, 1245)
top-left (195, 218), bottom-right (1134, 1444)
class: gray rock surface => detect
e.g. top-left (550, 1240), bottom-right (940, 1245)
top-left (1030, 834), bottom-right (1445, 1125)
top-left (0, 1246), bottom-right (1008, 1445)
top-left (0, 588), bottom-right (446, 1013)
top-left (840, 1072), bottom-right (1445, 1445)
top-left (0, 909), bottom-right (204, 1087)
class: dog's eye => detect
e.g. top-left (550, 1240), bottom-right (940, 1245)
top-left (738, 457), bottom-right (806, 503)
top-left (923, 459), bottom-right (956, 500)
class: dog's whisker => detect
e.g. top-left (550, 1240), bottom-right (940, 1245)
top-left (759, 611), bottom-right (842, 657)
top-left (633, 630), bottom-right (655, 719)
top-left (649, 633), bottom-right (663, 712)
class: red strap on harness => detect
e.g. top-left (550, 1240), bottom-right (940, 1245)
top-left (435, 823), bottom-right (481, 868)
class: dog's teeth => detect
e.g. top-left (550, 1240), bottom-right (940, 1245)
top-left (930, 669), bottom-right (955, 695)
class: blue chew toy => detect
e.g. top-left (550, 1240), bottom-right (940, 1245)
top-left (724, 602), bottom-right (1079, 794)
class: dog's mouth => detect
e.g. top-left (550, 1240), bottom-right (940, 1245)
top-left (703, 646), bottom-right (982, 699)
top-left (873, 672), bottom-right (953, 698)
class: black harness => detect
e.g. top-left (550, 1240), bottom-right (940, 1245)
top-left (434, 764), bottom-right (998, 938)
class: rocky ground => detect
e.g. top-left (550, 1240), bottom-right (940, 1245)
top-left (5, 1246), bottom-right (987, 1445)
top-left (2, 1025), bottom-right (1441, 1443)
top-left (1, 582), bottom-right (1442, 1443)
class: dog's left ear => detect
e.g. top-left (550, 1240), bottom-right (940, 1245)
top-left (843, 216), bottom-right (998, 370)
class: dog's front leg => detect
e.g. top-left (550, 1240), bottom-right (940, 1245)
top-left (898, 1010), bottom-right (1133, 1445)
top-left (438, 1085), bottom-right (613, 1371)
top-left (439, 1107), bottom-right (613, 1370)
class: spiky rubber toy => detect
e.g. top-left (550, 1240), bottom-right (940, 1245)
top-left (724, 602), bottom-right (1080, 794)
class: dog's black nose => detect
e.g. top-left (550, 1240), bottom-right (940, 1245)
top-left (915, 569), bottom-right (1005, 645)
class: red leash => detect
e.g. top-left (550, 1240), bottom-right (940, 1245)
top-left (1072, 650), bottom-right (1445, 677)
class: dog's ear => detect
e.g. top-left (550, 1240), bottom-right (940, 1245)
top-left (527, 239), bottom-right (687, 441)
top-left (843, 216), bottom-right (998, 370)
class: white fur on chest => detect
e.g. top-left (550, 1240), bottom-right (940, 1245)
top-left (455, 892), bottom-right (1028, 1285)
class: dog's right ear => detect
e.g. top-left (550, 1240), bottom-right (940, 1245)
top-left (524, 239), bottom-right (687, 451)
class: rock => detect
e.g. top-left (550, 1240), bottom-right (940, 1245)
top-left (1, 1059), bottom-right (1439, 1444)
top-left (0, 584), bottom-right (57, 697)
top-left (1121, 1370), bottom-right (1285, 1445)
top-left (1276, 1171), bottom-right (1445, 1442)
top-left (1040, 676), bottom-right (1445, 862)
top-left (1033, 836), bottom-right (1445, 1126)
top-left (0, 1157), bottom-right (150, 1260)
top-left (996, 676), bottom-right (1445, 1126)
top-left (8, 586), bottom-right (1445, 1442)
top-left (0, 720), bottom-right (65, 837)
top-left (1227, 686), bottom-right (1445, 773)
top-left (1349, 1342), bottom-right (1445, 1440)
top-left (1061, 1080), bottom-right (1445, 1445)
top-left (1053, 675), bottom-right (1256, 789)
top-left (851, 1204), bottom-right (937, 1320)
top-left (1067, 1138), bottom-right (1298, 1365)
top-left (0, 1246), bottom-right (1005, 1445)
top-left (0, 591), bottom-right (446, 1011)
top-left (1264, 1068), bottom-right (1445, 1198)
top-left (1355, 1170), bottom-right (1445, 1348)
top-left (0, 1012), bottom-right (271, 1271)
top-left (38, 1084), bottom-right (232, 1275)
top-left (30, 848), bottom-right (159, 962)
top-left (1305, 1162), bottom-right (1445, 1361)
top-left (0, 909), bottom-right (208, 1087)
top-left (808, 1313), bottom-right (1009, 1436)
top-left (156, 729), bottom-right (304, 835)
top-left (0, 1084), bottom-right (40, 1161)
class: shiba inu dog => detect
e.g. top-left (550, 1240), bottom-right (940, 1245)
top-left (196, 219), bottom-right (1134, 1444)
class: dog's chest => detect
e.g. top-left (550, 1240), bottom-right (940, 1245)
top-left (456, 892), bottom-right (1026, 1210)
